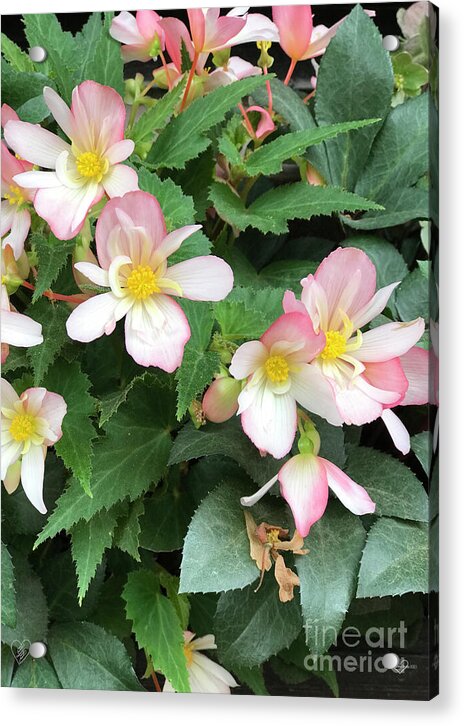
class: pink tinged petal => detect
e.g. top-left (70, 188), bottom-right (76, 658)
top-left (160, 17), bottom-right (194, 73)
top-left (291, 364), bottom-right (344, 426)
top-left (362, 358), bottom-right (409, 406)
top-left (4, 120), bottom-right (70, 168)
top-left (2, 208), bottom-right (30, 259)
top-left (1, 140), bottom-right (27, 182)
top-left (226, 13), bottom-right (280, 45)
top-left (272, 6), bottom-right (314, 60)
top-left (246, 105), bottom-right (275, 139)
top-left (381, 409), bottom-right (410, 455)
top-left (261, 312), bottom-right (325, 363)
top-left (300, 274), bottom-right (329, 332)
top-left (96, 190), bottom-right (166, 268)
top-left (351, 282), bottom-right (401, 330)
top-left (321, 458), bottom-right (376, 516)
top-left (240, 474), bottom-right (278, 507)
top-left (102, 164), bottom-right (139, 198)
top-left (137, 10), bottom-right (163, 42)
top-left (282, 289), bottom-right (308, 316)
top-left (34, 183), bottom-right (102, 241)
top-left (20, 444), bottom-right (46, 514)
top-left (204, 16), bottom-right (246, 51)
top-left (1, 378), bottom-right (19, 409)
top-left (166, 255), bottom-right (234, 301)
top-left (13, 170), bottom-right (61, 189)
top-left (1, 309), bottom-right (43, 348)
top-left (43, 86), bottom-right (75, 139)
top-left (230, 340), bottom-right (268, 380)
top-left (190, 652), bottom-right (238, 692)
top-left (334, 380), bottom-right (384, 426)
top-left (66, 292), bottom-right (121, 343)
top-left (21, 387), bottom-right (46, 416)
top-left (1, 103), bottom-right (19, 127)
top-left (399, 346), bottom-right (430, 406)
top-left (314, 247), bottom-right (377, 327)
top-left (1, 441), bottom-right (22, 481)
top-left (0, 202), bottom-right (15, 236)
top-left (121, 44), bottom-right (153, 63)
top-left (187, 8), bottom-right (206, 51)
top-left (353, 319), bottom-right (425, 363)
top-left (354, 374), bottom-right (403, 406)
top-left (37, 391), bottom-right (67, 443)
top-left (73, 262), bottom-right (109, 288)
top-left (301, 20), bottom-right (344, 59)
top-left (3, 459), bottom-right (21, 494)
top-left (278, 453), bottom-right (329, 537)
top-left (202, 377), bottom-right (241, 423)
top-left (70, 81), bottom-right (126, 152)
top-left (241, 384), bottom-right (297, 459)
top-left (124, 295), bottom-right (190, 372)
top-left (105, 140), bottom-right (135, 165)
top-left (226, 56), bottom-right (261, 79)
top-left (153, 225), bottom-right (202, 264)
top-left (110, 11), bottom-right (144, 45)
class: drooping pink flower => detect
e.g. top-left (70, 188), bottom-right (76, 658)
top-left (66, 191), bottom-right (233, 372)
top-left (163, 632), bottom-right (238, 693)
top-left (202, 376), bottom-right (241, 423)
top-left (1, 141), bottom-right (35, 259)
top-left (245, 105), bottom-right (276, 140)
top-left (4, 81), bottom-right (138, 241)
top-left (1, 379), bottom-right (66, 513)
top-left (229, 312), bottom-right (343, 459)
top-left (110, 10), bottom-right (165, 62)
top-left (283, 248), bottom-right (425, 431)
top-left (241, 426), bottom-right (375, 537)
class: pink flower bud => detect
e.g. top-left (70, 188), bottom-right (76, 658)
top-left (202, 377), bottom-right (241, 423)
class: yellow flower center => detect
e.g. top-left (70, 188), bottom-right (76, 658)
top-left (75, 151), bottom-right (108, 181)
top-left (264, 355), bottom-right (289, 383)
top-left (320, 330), bottom-right (347, 361)
top-left (4, 184), bottom-right (25, 206)
top-left (126, 265), bottom-right (159, 300)
top-left (266, 528), bottom-right (281, 544)
top-left (183, 642), bottom-right (194, 667)
top-left (10, 413), bottom-right (37, 442)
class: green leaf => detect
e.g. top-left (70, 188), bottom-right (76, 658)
top-left (169, 418), bottom-right (281, 484)
top-left (245, 119), bottom-right (380, 176)
top-left (315, 5), bottom-right (393, 190)
top-left (11, 656), bottom-right (61, 689)
top-left (258, 259), bottom-right (317, 293)
top-left (31, 233), bottom-right (75, 303)
top-left (74, 13), bottom-right (105, 81)
top-left (296, 502), bottom-right (366, 655)
top-left (2, 553), bottom-right (48, 646)
top-left (357, 518), bottom-right (430, 597)
top-left (215, 575), bottom-right (302, 668)
top-left (26, 300), bottom-right (69, 385)
top-left (233, 665), bottom-right (268, 695)
top-left (411, 432), bottom-right (432, 475)
top-left (129, 81), bottom-right (186, 143)
top-left (113, 499), bottom-right (145, 561)
top-left (214, 286), bottom-right (285, 341)
top-left (139, 486), bottom-right (195, 553)
top-left (343, 185), bottom-right (429, 230)
top-left (148, 74), bottom-right (269, 169)
top-left (210, 181), bottom-right (382, 235)
top-left (40, 550), bottom-right (105, 623)
top-left (1, 59), bottom-right (52, 110)
top-left (342, 235), bottom-right (408, 289)
top-left (137, 167), bottom-right (195, 231)
top-left (1, 644), bottom-right (15, 687)
top-left (71, 508), bottom-right (120, 603)
top-left (175, 348), bottom-right (220, 420)
top-left (44, 360), bottom-right (97, 494)
top-left (1, 33), bottom-right (35, 72)
top-left (34, 379), bottom-right (175, 546)
top-left (83, 12), bottom-right (124, 95)
top-left (23, 14), bottom-right (78, 102)
top-left (158, 570), bottom-right (190, 631)
top-left (48, 621), bottom-right (143, 690)
top-left (97, 372), bottom-right (151, 427)
top-left (123, 570), bottom-right (190, 692)
top-left (16, 93), bottom-right (51, 123)
top-left (1, 543), bottom-right (16, 628)
top-left (395, 265), bottom-right (429, 321)
top-left (345, 445), bottom-right (428, 522)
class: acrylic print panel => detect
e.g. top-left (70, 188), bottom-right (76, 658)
top-left (1, 2), bottom-right (438, 700)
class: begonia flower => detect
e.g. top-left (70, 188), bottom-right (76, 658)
top-left (1, 379), bottom-right (66, 514)
top-left (110, 10), bottom-right (165, 62)
top-left (66, 190), bottom-right (233, 372)
top-left (163, 632), bottom-right (238, 693)
top-left (1, 141), bottom-right (35, 259)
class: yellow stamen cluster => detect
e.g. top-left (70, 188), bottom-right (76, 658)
top-left (395, 73), bottom-right (405, 91)
top-left (320, 330), bottom-right (347, 361)
top-left (265, 355), bottom-right (289, 383)
top-left (4, 184), bottom-right (25, 206)
top-left (76, 151), bottom-right (108, 181)
top-left (266, 528), bottom-right (281, 544)
top-left (10, 413), bottom-right (37, 443)
top-left (183, 641), bottom-right (194, 667)
top-left (126, 265), bottom-right (159, 300)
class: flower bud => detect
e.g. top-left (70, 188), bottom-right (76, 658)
top-left (202, 377), bottom-right (241, 423)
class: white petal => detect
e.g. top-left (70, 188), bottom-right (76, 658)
top-left (291, 364), bottom-right (343, 426)
top-left (230, 340), bottom-right (268, 380)
top-left (166, 255), bottom-right (234, 301)
top-left (65, 292), bottom-right (121, 343)
top-left (73, 262), bottom-right (109, 287)
top-left (102, 164), bottom-right (139, 198)
top-left (381, 409), bottom-right (411, 455)
top-left (351, 282), bottom-right (400, 330)
top-left (353, 319), bottom-right (425, 363)
top-left (4, 120), bottom-right (70, 168)
top-left (1, 309), bottom-right (43, 348)
top-left (20, 444), bottom-right (46, 514)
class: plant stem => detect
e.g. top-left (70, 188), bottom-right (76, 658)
top-left (263, 67), bottom-right (273, 114)
top-left (21, 280), bottom-right (88, 304)
top-left (151, 671), bottom-right (162, 692)
top-left (180, 51), bottom-right (199, 111)
top-left (158, 49), bottom-right (172, 91)
top-left (238, 103), bottom-right (256, 140)
top-left (284, 58), bottom-right (297, 86)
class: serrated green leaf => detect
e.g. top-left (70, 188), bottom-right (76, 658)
top-left (129, 81), bottom-right (186, 143)
top-left (113, 499), bottom-right (145, 561)
top-left (210, 181), bottom-right (382, 235)
top-left (34, 379), bottom-right (175, 546)
top-left (315, 5), bottom-right (393, 190)
top-left (148, 74), bottom-right (269, 169)
top-left (411, 431), bottom-right (432, 475)
top-left (214, 286), bottom-right (285, 341)
top-left (345, 445), bottom-right (428, 521)
top-left (1, 542), bottom-right (16, 628)
top-left (26, 300), bottom-right (69, 385)
top-left (137, 167), bottom-right (195, 230)
top-left (40, 550), bottom-right (105, 623)
top-left (71, 508), bottom-right (120, 603)
top-left (259, 259), bottom-right (317, 292)
top-left (296, 502), bottom-right (366, 655)
top-left (82, 12), bottom-right (124, 95)
top-left (16, 93), bottom-right (51, 123)
top-left (215, 576), bottom-right (302, 668)
top-left (48, 621), bottom-right (143, 691)
top-left (395, 265), bottom-right (429, 321)
top-left (233, 665), bottom-right (268, 695)
top-left (158, 570), bottom-right (190, 631)
top-left (123, 570), bottom-right (190, 692)
top-left (139, 486), bottom-right (195, 553)
top-left (245, 119), bottom-right (380, 176)
top-left (343, 185), bottom-right (429, 230)
top-left (1, 33), bottom-right (35, 72)
top-left (175, 349), bottom-right (220, 420)
top-left (2, 552), bottom-right (48, 646)
top-left (23, 14), bottom-right (78, 102)
top-left (357, 518), bottom-right (429, 597)
top-left (11, 656), bottom-right (61, 689)
top-left (1, 644), bottom-right (15, 687)
top-left (1, 59), bottom-right (52, 110)
top-left (31, 233), bottom-right (75, 303)
top-left (43, 360), bottom-right (97, 494)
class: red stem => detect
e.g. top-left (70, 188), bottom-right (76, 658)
top-left (21, 280), bottom-right (88, 304)
top-left (284, 58), bottom-right (297, 86)
top-left (180, 51), bottom-right (199, 111)
top-left (159, 48), bottom-right (172, 92)
top-left (238, 103), bottom-right (256, 140)
top-left (151, 671), bottom-right (162, 693)
top-left (263, 67), bottom-right (273, 115)
top-left (303, 89), bottom-right (316, 104)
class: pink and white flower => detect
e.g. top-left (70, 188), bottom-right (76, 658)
top-left (4, 81), bottom-right (138, 241)
top-left (1, 379), bottom-right (66, 514)
top-left (1, 284), bottom-right (43, 364)
top-left (229, 312), bottom-right (342, 459)
top-left (110, 10), bottom-right (165, 62)
top-left (66, 190), bottom-right (233, 372)
top-left (163, 632), bottom-right (238, 694)
top-left (241, 426), bottom-right (375, 537)
top-left (283, 247), bottom-right (425, 431)
top-left (1, 141), bottom-right (35, 259)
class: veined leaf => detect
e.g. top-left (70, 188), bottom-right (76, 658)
top-left (26, 300), bottom-right (69, 385)
top-left (71, 507), bottom-right (120, 603)
top-left (129, 81), bottom-right (186, 143)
